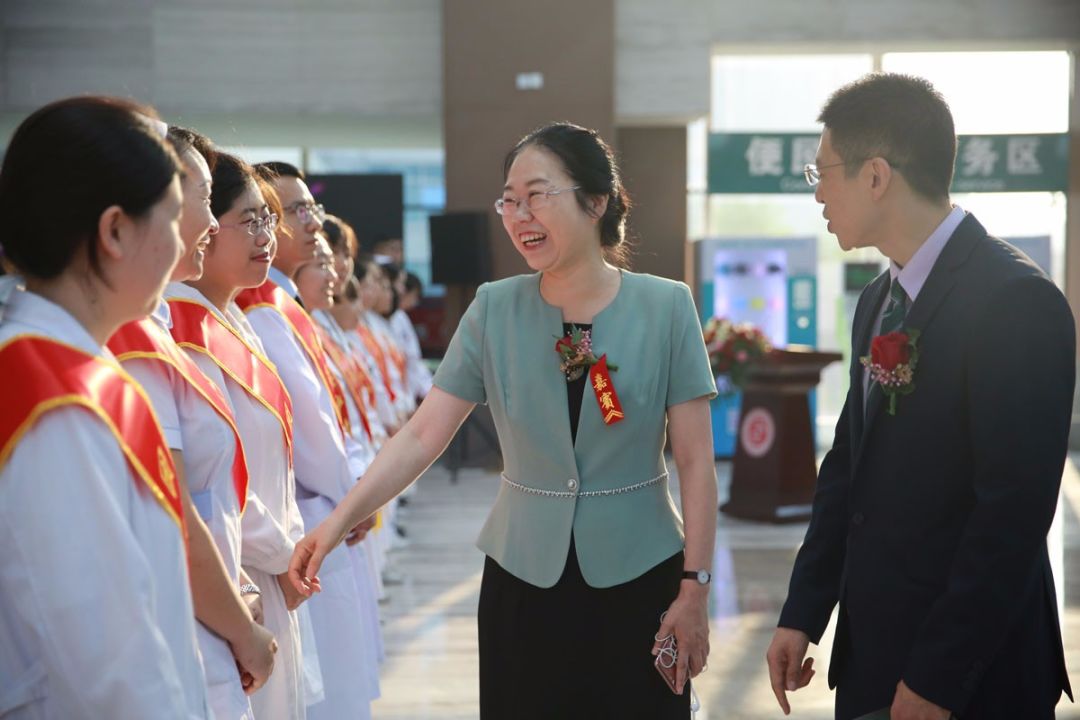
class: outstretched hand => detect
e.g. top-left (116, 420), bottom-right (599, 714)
top-left (287, 523), bottom-right (342, 597)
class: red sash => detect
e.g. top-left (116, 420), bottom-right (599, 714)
top-left (315, 324), bottom-right (374, 443)
top-left (388, 343), bottom-right (407, 383)
top-left (355, 323), bottom-right (397, 403)
top-left (109, 318), bottom-right (249, 510)
top-left (166, 298), bottom-right (294, 467)
top-left (0, 335), bottom-right (185, 531)
top-left (343, 336), bottom-right (378, 409)
top-left (235, 281), bottom-right (352, 437)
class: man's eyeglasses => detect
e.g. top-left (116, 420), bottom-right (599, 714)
top-left (804, 159), bottom-right (902, 186)
top-left (219, 213), bottom-right (279, 237)
top-left (495, 186), bottom-right (580, 216)
top-left (285, 202), bottom-right (327, 225)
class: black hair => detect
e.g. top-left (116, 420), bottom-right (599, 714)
top-left (323, 215), bottom-right (358, 258)
top-left (404, 271), bottom-right (422, 295)
top-left (378, 261), bottom-right (401, 313)
top-left (379, 261), bottom-right (401, 284)
top-left (819, 73), bottom-right (956, 201)
top-left (504, 122), bottom-right (632, 267)
top-left (341, 274), bottom-right (361, 301)
top-left (0, 96), bottom-right (181, 280)
top-left (254, 161), bottom-right (305, 182)
top-left (354, 254), bottom-right (376, 282)
top-left (210, 152), bottom-right (257, 220)
top-left (167, 125), bottom-right (217, 172)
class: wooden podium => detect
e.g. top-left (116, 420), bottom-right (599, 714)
top-left (720, 347), bottom-right (842, 523)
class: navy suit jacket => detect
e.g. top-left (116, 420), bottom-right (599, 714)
top-left (779, 214), bottom-right (1075, 719)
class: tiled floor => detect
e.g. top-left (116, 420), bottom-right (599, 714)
top-left (371, 456), bottom-right (1080, 719)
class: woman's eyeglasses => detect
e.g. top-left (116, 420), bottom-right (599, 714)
top-left (219, 213), bottom-right (279, 237)
top-left (495, 186), bottom-right (580, 216)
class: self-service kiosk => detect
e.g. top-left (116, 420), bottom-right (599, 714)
top-left (696, 237), bottom-right (818, 457)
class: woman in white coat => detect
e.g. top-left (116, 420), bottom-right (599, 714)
top-left (0, 97), bottom-right (210, 718)
top-left (298, 241), bottom-right (385, 697)
top-left (109, 127), bottom-right (281, 719)
top-left (235, 161), bottom-right (374, 720)
top-left (167, 152), bottom-right (321, 720)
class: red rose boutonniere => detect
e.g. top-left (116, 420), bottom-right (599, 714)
top-left (555, 326), bottom-right (625, 425)
top-left (860, 329), bottom-right (920, 416)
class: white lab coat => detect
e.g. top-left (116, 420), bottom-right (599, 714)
top-left (363, 311), bottom-right (415, 422)
top-left (345, 325), bottom-right (397, 438)
top-left (164, 282), bottom-right (319, 720)
top-left (341, 327), bottom-right (400, 578)
top-left (0, 286), bottom-right (210, 719)
top-left (121, 301), bottom-right (253, 720)
top-left (312, 310), bottom-right (385, 691)
top-left (388, 308), bottom-right (433, 400)
top-left (242, 269), bottom-right (373, 720)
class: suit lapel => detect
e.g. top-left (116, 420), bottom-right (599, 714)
top-left (854, 214), bottom-right (985, 466)
top-left (850, 272), bottom-right (890, 448)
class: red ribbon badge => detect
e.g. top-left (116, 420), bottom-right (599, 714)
top-left (589, 354), bottom-right (625, 425)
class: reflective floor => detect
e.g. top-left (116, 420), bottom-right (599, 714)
top-left (372, 455), bottom-right (1080, 719)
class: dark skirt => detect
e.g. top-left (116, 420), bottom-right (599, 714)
top-left (478, 538), bottom-right (691, 719)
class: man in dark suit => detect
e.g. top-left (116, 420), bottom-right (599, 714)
top-left (765, 72), bottom-right (1075, 720)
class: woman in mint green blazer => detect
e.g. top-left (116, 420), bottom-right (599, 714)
top-left (290, 123), bottom-right (718, 719)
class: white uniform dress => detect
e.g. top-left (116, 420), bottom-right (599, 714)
top-left (361, 311), bottom-right (417, 515)
top-left (364, 311), bottom-right (415, 422)
top-left (313, 310), bottom-right (388, 452)
top-left (313, 310), bottom-right (386, 671)
top-left (388, 307), bottom-right (433, 400)
top-left (0, 285), bottom-right (211, 719)
top-left (343, 328), bottom-right (400, 569)
top-left (241, 268), bottom-right (374, 720)
top-left (164, 282), bottom-right (322, 720)
top-left (121, 301), bottom-right (255, 720)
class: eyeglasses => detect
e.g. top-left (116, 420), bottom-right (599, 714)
top-left (803, 162), bottom-right (847, 186)
top-left (804, 159), bottom-right (903, 186)
top-left (285, 201), bottom-right (326, 225)
top-left (219, 213), bottom-right (279, 237)
top-left (495, 186), bottom-right (580, 216)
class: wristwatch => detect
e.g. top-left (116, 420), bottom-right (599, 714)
top-left (681, 569), bottom-right (711, 585)
top-left (239, 583), bottom-right (261, 596)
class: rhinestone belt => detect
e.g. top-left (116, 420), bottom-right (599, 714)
top-left (499, 472), bottom-right (669, 498)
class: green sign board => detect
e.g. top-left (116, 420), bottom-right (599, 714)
top-left (708, 132), bottom-right (1070, 194)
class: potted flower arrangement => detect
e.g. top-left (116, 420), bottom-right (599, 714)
top-left (702, 317), bottom-right (772, 395)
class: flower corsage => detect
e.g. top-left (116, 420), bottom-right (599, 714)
top-left (860, 329), bottom-right (920, 416)
top-left (555, 326), bottom-right (617, 381)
